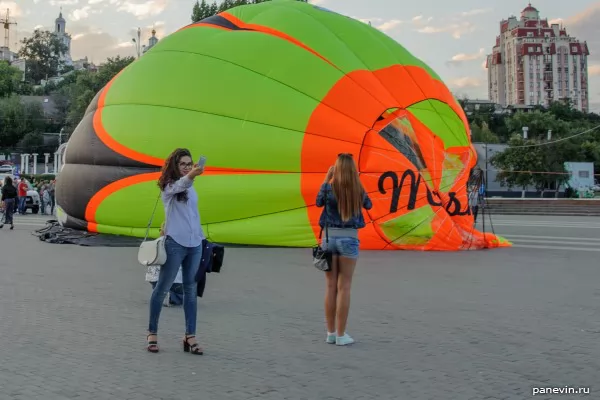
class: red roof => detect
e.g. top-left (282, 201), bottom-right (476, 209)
top-left (523, 3), bottom-right (538, 12)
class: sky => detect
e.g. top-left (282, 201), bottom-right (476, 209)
top-left (2, 0), bottom-right (600, 111)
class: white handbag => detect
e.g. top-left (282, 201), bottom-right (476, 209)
top-left (137, 194), bottom-right (172, 266)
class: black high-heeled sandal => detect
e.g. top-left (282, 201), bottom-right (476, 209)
top-left (147, 333), bottom-right (159, 353)
top-left (183, 335), bottom-right (203, 355)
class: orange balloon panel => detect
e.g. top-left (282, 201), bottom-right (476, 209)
top-left (299, 65), bottom-right (510, 251)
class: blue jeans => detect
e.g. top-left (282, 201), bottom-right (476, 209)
top-left (322, 236), bottom-right (360, 259)
top-left (2, 198), bottom-right (15, 225)
top-left (18, 197), bottom-right (26, 214)
top-left (150, 281), bottom-right (183, 305)
top-left (148, 236), bottom-right (202, 335)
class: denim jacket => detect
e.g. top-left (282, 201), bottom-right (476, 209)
top-left (316, 183), bottom-right (373, 229)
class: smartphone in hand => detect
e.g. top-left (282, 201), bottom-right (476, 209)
top-left (197, 155), bottom-right (207, 168)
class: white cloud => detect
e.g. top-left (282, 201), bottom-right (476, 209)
top-left (460, 9), bottom-right (491, 17)
top-left (377, 19), bottom-right (402, 32)
top-left (49, 0), bottom-right (80, 5)
top-left (117, 0), bottom-right (168, 19)
top-left (589, 65), bottom-right (600, 76)
top-left (0, 1), bottom-right (23, 17)
top-left (115, 40), bottom-right (133, 48)
top-left (417, 21), bottom-right (476, 39)
top-left (69, 6), bottom-right (102, 21)
top-left (448, 77), bottom-right (482, 88)
top-left (447, 48), bottom-right (485, 66)
top-left (352, 16), bottom-right (382, 25)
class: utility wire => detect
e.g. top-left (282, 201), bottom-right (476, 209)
top-left (507, 123), bottom-right (600, 148)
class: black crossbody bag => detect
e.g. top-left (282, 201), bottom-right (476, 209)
top-left (312, 189), bottom-right (332, 271)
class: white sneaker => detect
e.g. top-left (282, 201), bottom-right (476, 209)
top-left (336, 333), bottom-right (355, 346)
top-left (326, 333), bottom-right (336, 344)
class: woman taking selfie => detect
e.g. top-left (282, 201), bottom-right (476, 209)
top-left (316, 153), bottom-right (372, 346)
top-left (147, 148), bottom-right (205, 355)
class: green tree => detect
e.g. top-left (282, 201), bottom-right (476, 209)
top-left (20, 132), bottom-right (45, 153)
top-left (95, 56), bottom-right (135, 90)
top-left (504, 110), bottom-right (573, 141)
top-left (192, 0), bottom-right (307, 21)
top-left (59, 56), bottom-right (135, 132)
top-left (0, 95), bottom-right (46, 149)
top-left (470, 121), bottom-right (499, 144)
top-left (490, 135), bottom-right (544, 195)
top-left (192, 0), bottom-right (216, 22)
top-left (0, 61), bottom-right (23, 97)
top-left (535, 142), bottom-right (570, 195)
top-left (18, 30), bottom-right (68, 84)
top-left (460, 97), bottom-right (509, 142)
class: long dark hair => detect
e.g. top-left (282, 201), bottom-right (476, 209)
top-left (158, 148), bottom-right (192, 202)
top-left (4, 176), bottom-right (13, 187)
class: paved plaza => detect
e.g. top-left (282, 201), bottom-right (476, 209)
top-left (0, 214), bottom-right (598, 400)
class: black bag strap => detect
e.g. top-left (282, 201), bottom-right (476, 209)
top-left (318, 188), bottom-right (329, 244)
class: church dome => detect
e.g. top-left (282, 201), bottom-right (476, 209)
top-left (521, 3), bottom-right (540, 19)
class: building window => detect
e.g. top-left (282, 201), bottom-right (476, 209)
top-left (578, 171), bottom-right (589, 178)
top-left (572, 46), bottom-right (577, 52)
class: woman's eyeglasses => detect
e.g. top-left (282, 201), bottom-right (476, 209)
top-left (179, 162), bottom-right (193, 168)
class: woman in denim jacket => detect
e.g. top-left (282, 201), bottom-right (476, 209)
top-left (316, 153), bottom-right (372, 346)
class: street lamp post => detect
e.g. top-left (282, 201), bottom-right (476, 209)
top-left (132, 27), bottom-right (141, 58)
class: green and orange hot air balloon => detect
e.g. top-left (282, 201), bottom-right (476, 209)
top-left (56, 0), bottom-right (510, 251)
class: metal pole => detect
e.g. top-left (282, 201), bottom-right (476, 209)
top-left (482, 143), bottom-right (487, 244)
top-left (484, 143), bottom-right (488, 198)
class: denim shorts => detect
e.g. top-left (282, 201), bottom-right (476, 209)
top-left (321, 236), bottom-right (360, 259)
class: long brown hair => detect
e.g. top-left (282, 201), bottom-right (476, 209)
top-left (331, 153), bottom-right (365, 222)
top-left (158, 148), bottom-right (191, 202)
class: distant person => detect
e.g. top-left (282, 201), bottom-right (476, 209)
top-left (48, 181), bottom-right (56, 215)
top-left (315, 153), bottom-right (372, 346)
top-left (1, 176), bottom-right (17, 230)
top-left (468, 185), bottom-right (480, 223)
top-left (17, 179), bottom-right (28, 214)
top-left (147, 148), bottom-right (205, 355)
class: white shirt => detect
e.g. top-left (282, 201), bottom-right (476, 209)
top-left (161, 176), bottom-right (205, 248)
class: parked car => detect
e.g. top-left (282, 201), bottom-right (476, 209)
top-left (0, 174), bottom-right (40, 214)
top-left (0, 165), bottom-right (14, 173)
